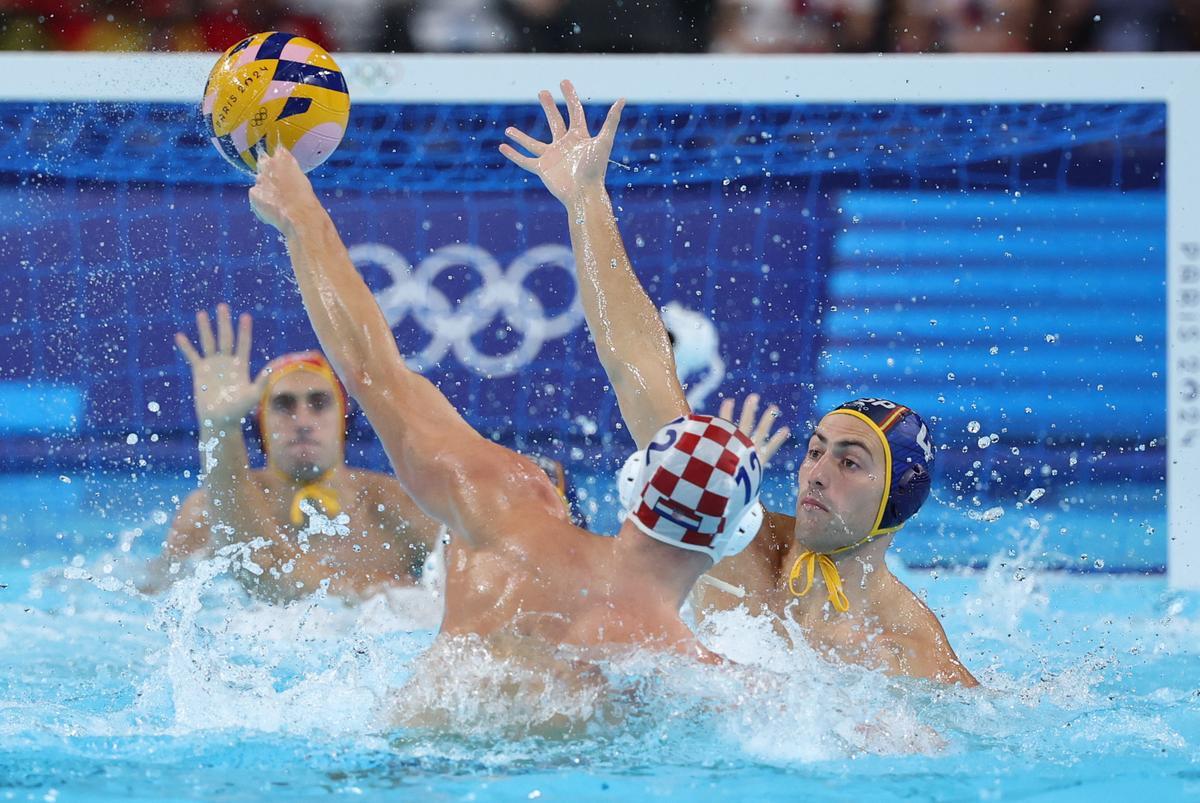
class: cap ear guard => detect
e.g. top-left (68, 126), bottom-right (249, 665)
top-left (617, 450), bottom-right (646, 516)
top-left (721, 497), bottom-right (763, 558)
top-left (881, 462), bottom-right (931, 531)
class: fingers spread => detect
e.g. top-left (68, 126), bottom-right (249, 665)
top-left (738, 393), bottom-right (760, 433)
top-left (561, 79), bottom-right (588, 135)
top-left (236, 312), bottom-right (253, 362)
top-left (751, 404), bottom-right (780, 444)
top-left (499, 143), bottom-right (538, 172)
top-left (718, 397), bottom-right (735, 422)
top-left (600, 98), bottom-right (626, 141)
top-left (505, 126), bottom-right (547, 156)
top-left (196, 309), bottom-right (217, 357)
top-left (539, 90), bottom-right (567, 139)
top-left (174, 332), bottom-right (200, 365)
top-left (216, 303), bottom-right (234, 354)
top-left (761, 426), bottom-right (792, 466)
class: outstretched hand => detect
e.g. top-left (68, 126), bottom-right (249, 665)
top-left (718, 394), bottom-right (791, 467)
top-left (500, 79), bottom-right (626, 205)
top-left (248, 145), bottom-right (320, 236)
top-left (175, 303), bottom-right (266, 428)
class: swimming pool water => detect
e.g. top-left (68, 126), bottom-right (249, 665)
top-left (1, 472), bottom-right (1195, 802)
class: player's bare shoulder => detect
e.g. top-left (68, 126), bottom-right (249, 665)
top-left (876, 575), bottom-right (979, 686)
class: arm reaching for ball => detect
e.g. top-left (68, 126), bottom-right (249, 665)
top-left (247, 148), bottom-right (562, 546)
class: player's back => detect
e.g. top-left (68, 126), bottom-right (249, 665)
top-left (438, 515), bottom-right (697, 653)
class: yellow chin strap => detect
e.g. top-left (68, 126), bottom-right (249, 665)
top-left (787, 533), bottom-right (877, 613)
top-left (277, 469), bottom-right (343, 526)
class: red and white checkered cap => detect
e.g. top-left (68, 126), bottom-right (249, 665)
top-left (618, 414), bottom-right (764, 562)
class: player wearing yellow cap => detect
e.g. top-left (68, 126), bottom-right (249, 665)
top-left (142, 304), bottom-right (444, 603)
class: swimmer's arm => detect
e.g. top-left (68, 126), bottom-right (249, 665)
top-left (196, 418), bottom-right (277, 548)
top-left (564, 185), bottom-right (690, 447)
top-left (251, 149), bottom-right (560, 546)
top-left (140, 490), bottom-right (211, 593)
top-left (175, 306), bottom-right (276, 548)
top-left (250, 147), bottom-right (411, 416)
top-left (501, 81), bottom-right (688, 448)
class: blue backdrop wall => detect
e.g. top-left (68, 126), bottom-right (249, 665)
top-left (0, 101), bottom-right (1167, 489)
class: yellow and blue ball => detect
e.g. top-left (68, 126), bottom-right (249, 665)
top-left (202, 32), bottom-right (350, 174)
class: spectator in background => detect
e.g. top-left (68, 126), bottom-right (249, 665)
top-left (0, 0), bottom-right (335, 52)
top-left (500, 0), bottom-right (713, 53)
top-left (371, 0), bottom-right (515, 52)
top-left (712, 0), bottom-right (881, 53)
top-left (289, 0), bottom-right (386, 51)
top-left (1, 0), bottom-right (1198, 54)
top-left (885, 0), bottom-right (1039, 53)
top-left (196, 0), bottom-right (329, 52)
top-left (1035, 0), bottom-right (1197, 52)
top-left (1170, 0), bottom-right (1200, 50)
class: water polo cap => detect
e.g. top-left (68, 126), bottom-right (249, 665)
top-left (617, 414), bottom-right (764, 563)
top-left (257, 351), bottom-right (349, 463)
top-left (826, 398), bottom-right (934, 536)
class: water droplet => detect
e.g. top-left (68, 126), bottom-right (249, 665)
top-left (967, 420), bottom-right (981, 434)
top-left (126, 433), bottom-right (139, 445)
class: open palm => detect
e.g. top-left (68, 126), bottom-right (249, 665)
top-left (175, 304), bottom-right (264, 427)
top-left (500, 79), bottom-right (625, 205)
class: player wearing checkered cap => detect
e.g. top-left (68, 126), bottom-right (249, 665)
top-left (252, 136), bottom-right (758, 723)
top-left (505, 80), bottom-right (976, 687)
top-left (617, 414), bottom-right (764, 563)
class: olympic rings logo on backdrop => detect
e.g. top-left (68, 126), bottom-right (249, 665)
top-left (348, 242), bottom-right (583, 377)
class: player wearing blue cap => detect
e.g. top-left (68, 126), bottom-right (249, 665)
top-left (501, 80), bottom-right (976, 686)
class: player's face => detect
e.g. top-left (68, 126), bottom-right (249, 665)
top-left (793, 413), bottom-right (887, 552)
top-left (262, 371), bottom-right (343, 479)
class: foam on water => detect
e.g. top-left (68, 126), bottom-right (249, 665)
top-left (4, 529), bottom-right (1199, 799)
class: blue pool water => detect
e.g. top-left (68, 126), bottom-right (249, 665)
top-left (0, 472), bottom-right (1195, 801)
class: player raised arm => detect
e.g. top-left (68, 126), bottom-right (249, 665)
top-left (501, 80), bottom-right (688, 449)
top-left (247, 148), bottom-right (561, 545)
top-left (173, 304), bottom-right (274, 546)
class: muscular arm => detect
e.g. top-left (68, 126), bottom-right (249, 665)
top-left (565, 186), bottom-right (689, 448)
top-left (250, 149), bottom-right (561, 546)
top-left (502, 81), bottom-right (688, 449)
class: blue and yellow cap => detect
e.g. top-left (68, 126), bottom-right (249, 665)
top-left (827, 398), bottom-right (934, 536)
